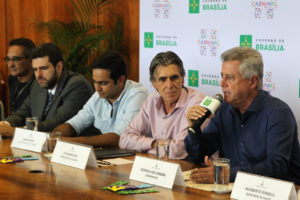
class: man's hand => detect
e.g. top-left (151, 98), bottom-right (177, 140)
top-left (190, 156), bottom-right (214, 184)
top-left (0, 122), bottom-right (15, 137)
top-left (60, 136), bottom-right (77, 143)
top-left (186, 105), bottom-right (210, 128)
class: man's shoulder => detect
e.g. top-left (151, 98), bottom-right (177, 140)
top-left (64, 70), bottom-right (90, 84)
top-left (123, 80), bottom-right (148, 96)
top-left (61, 70), bottom-right (93, 91)
top-left (125, 80), bottom-right (147, 91)
top-left (261, 91), bottom-right (291, 111)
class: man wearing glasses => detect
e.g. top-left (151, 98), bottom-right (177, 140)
top-left (4, 38), bottom-right (36, 113)
top-left (0, 43), bottom-right (94, 137)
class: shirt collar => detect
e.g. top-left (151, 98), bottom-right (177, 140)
top-left (104, 80), bottom-right (128, 105)
top-left (246, 90), bottom-right (266, 112)
top-left (48, 86), bottom-right (57, 96)
top-left (228, 90), bottom-right (266, 114)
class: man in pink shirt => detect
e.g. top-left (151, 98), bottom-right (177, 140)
top-left (119, 51), bottom-right (206, 159)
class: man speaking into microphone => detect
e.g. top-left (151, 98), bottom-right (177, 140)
top-left (184, 47), bottom-right (300, 185)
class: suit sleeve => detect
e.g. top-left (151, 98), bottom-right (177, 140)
top-left (5, 93), bottom-right (32, 127)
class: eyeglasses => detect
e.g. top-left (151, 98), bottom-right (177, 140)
top-left (3, 56), bottom-right (26, 63)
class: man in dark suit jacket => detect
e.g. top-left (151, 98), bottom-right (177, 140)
top-left (0, 43), bottom-right (94, 137)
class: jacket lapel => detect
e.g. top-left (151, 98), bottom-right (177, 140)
top-left (34, 89), bottom-right (48, 119)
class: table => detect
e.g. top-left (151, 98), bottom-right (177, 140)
top-left (0, 139), bottom-right (298, 199)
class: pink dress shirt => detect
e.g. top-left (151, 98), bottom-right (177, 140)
top-left (119, 87), bottom-right (205, 159)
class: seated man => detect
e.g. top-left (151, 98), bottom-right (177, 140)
top-left (53, 51), bottom-right (148, 147)
top-left (5, 38), bottom-right (35, 113)
top-left (119, 51), bottom-right (206, 159)
top-left (0, 43), bottom-right (94, 136)
top-left (185, 47), bottom-right (300, 185)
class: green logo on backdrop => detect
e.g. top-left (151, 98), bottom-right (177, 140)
top-left (188, 70), bottom-right (199, 87)
top-left (144, 32), bottom-right (153, 48)
top-left (189, 0), bottom-right (200, 13)
top-left (240, 35), bottom-right (252, 47)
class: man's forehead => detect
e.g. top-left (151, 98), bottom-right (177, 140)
top-left (155, 65), bottom-right (180, 77)
top-left (92, 68), bottom-right (113, 80)
top-left (32, 56), bottom-right (52, 68)
top-left (7, 45), bottom-right (24, 55)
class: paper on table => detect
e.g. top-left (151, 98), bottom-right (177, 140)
top-left (103, 158), bottom-right (133, 165)
top-left (183, 170), bottom-right (233, 192)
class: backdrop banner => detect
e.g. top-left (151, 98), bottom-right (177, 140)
top-left (139, 0), bottom-right (300, 140)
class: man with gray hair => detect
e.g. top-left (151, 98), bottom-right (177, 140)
top-left (119, 51), bottom-right (206, 159)
top-left (185, 47), bottom-right (300, 185)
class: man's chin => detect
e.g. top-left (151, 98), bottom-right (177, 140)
top-left (223, 97), bottom-right (231, 104)
top-left (98, 93), bottom-right (106, 98)
top-left (9, 72), bottom-right (18, 76)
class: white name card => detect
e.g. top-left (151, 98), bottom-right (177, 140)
top-left (129, 156), bottom-right (185, 189)
top-left (11, 128), bottom-right (47, 153)
top-left (51, 140), bottom-right (98, 170)
top-left (231, 171), bottom-right (297, 200)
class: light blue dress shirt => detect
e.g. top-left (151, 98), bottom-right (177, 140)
top-left (67, 80), bottom-right (148, 135)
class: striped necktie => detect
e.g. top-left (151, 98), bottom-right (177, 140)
top-left (43, 92), bottom-right (54, 118)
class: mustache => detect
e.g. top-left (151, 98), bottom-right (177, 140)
top-left (38, 77), bottom-right (46, 81)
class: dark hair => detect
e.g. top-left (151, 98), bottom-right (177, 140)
top-left (32, 43), bottom-right (63, 67)
top-left (149, 51), bottom-right (185, 81)
top-left (9, 38), bottom-right (36, 58)
top-left (91, 51), bottom-right (127, 84)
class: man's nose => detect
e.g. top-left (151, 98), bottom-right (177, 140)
top-left (220, 78), bottom-right (227, 87)
top-left (165, 78), bottom-right (173, 87)
top-left (94, 83), bottom-right (102, 91)
top-left (35, 69), bottom-right (42, 78)
top-left (7, 60), bottom-right (14, 68)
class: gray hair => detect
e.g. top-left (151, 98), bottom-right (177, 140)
top-left (149, 51), bottom-right (185, 81)
top-left (221, 46), bottom-right (264, 90)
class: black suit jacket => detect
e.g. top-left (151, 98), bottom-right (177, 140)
top-left (5, 69), bottom-right (94, 131)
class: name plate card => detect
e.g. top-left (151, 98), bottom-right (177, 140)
top-left (11, 128), bottom-right (47, 153)
top-left (129, 156), bottom-right (185, 189)
top-left (231, 171), bottom-right (297, 200)
top-left (51, 140), bottom-right (98, 170)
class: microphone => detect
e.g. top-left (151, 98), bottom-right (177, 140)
top-left (189, 94), bottom-right (223, 134)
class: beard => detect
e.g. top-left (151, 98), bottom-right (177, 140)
top-left (38, 72), bottom-right (58, 89)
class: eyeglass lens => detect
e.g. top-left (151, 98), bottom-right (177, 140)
top-left (3, 56), bottom-right (25, 63)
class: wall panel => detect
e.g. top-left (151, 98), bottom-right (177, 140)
top-left (0, 0), bottom-right (139, 114)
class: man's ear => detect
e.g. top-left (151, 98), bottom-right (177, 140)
top-left (118, 75), bottom-right (126, 84)
top-left (250, 75), bottom-right (258, 89)
top-left (55, 61), bottom-right (63, 74)
top-left (151, 80), bottom-right (157, 90)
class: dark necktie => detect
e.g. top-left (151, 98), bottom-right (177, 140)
top-left (43, 92), bottom-right (54, 118)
